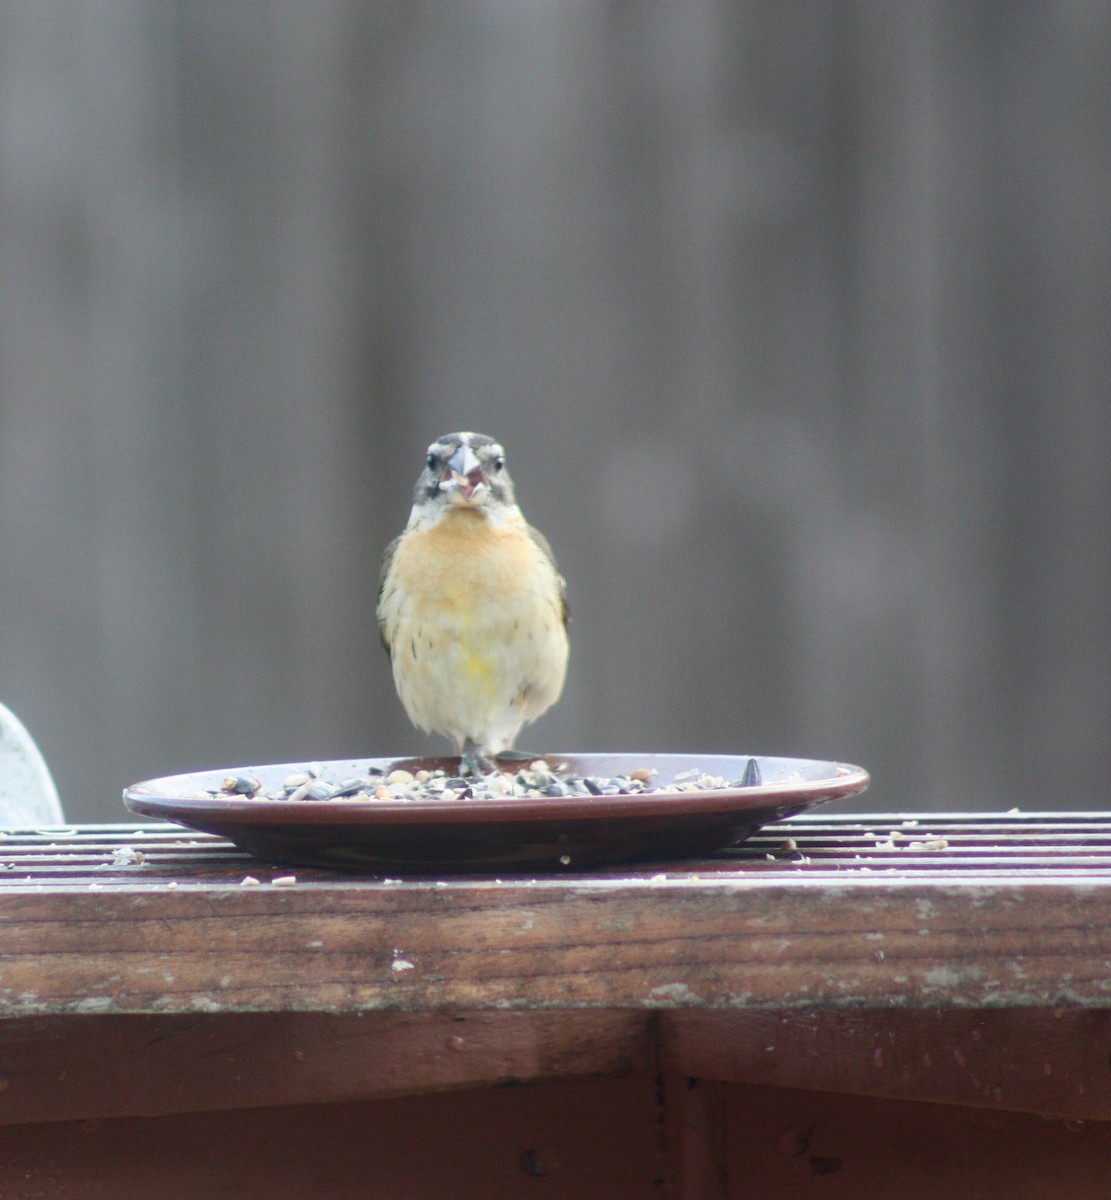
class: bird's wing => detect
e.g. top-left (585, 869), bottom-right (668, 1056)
top-left (527, 524), bottom-right (570, 627)
top-left (376, 533), bottom-right (404, 655)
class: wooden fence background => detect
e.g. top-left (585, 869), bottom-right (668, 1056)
top-left (1, 3), bottom-right (1108, 821)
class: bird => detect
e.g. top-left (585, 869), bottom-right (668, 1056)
top-left (377, 431), bottom-right (569, 777)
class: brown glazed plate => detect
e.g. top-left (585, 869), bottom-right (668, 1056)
top-left (123, 753), bottom-right (869, 874)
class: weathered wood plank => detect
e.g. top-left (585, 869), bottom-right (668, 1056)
top-left (663, 1008), bottom-right (1111, 1123)
top-left (0, 1072), bottom-right (665, 1200)
top-left (719, 1080), bottom-right (1111, 1197)
top-left (6, 1003), bottom-right (1107, 1130)
top-left (0, 1009), bottom-right (649, 1127)
top-left (3, 879), bottom-right (1111, 1016)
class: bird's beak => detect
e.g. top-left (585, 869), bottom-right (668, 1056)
top-left (442, 445), bottom-right (489, 505)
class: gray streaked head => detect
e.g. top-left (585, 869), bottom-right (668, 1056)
top-left (414, 431), bottom-right (517, 511)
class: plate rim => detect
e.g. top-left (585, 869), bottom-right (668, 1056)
top-left (124, 753), bottom-right (870, 829)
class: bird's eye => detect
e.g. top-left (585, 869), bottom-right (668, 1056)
top-left (426, 453), bottom-right (438, 471)
top-left (492, 455), bottom-right (505, 472)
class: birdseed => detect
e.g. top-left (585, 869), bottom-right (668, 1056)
top-left (211, 758), bottom-right (763, 803)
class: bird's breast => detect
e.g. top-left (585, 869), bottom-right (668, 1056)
top-left (390, 511), bottom-right (554, 622)
top-left (379, 509), bottom-right (569, 747)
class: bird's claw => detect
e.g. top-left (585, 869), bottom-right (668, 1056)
top-left (460, 739), bottom-right (496, 778)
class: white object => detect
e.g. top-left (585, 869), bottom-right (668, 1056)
top-left (0, 701), bottom-right (63, 825)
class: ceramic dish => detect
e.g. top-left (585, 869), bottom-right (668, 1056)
top-left (123, 753), bottom-right (869, 873)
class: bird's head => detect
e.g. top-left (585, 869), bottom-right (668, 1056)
top-left (414, 431), bottom-right (517, 515)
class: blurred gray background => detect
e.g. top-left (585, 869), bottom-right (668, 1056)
top-left (1, 3), bottom-right (1109, 822)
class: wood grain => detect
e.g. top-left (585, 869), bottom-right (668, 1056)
top-left (3, 878), bottom-right (1111, 1017)
top-left (720, 1081), bottom-right (1111, 1199)
top-left (5, 1004), bottom-right (1111, 1128)
top-left (663, 1008), bottom-right (1111, 1123)
top-left (0, 1009), bottom-right (649, 1127)
top-left (0, 1072), bottom-right (665, 1200)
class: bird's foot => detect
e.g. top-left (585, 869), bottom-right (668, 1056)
top-left (459, 739), bottom-right (497, 778)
